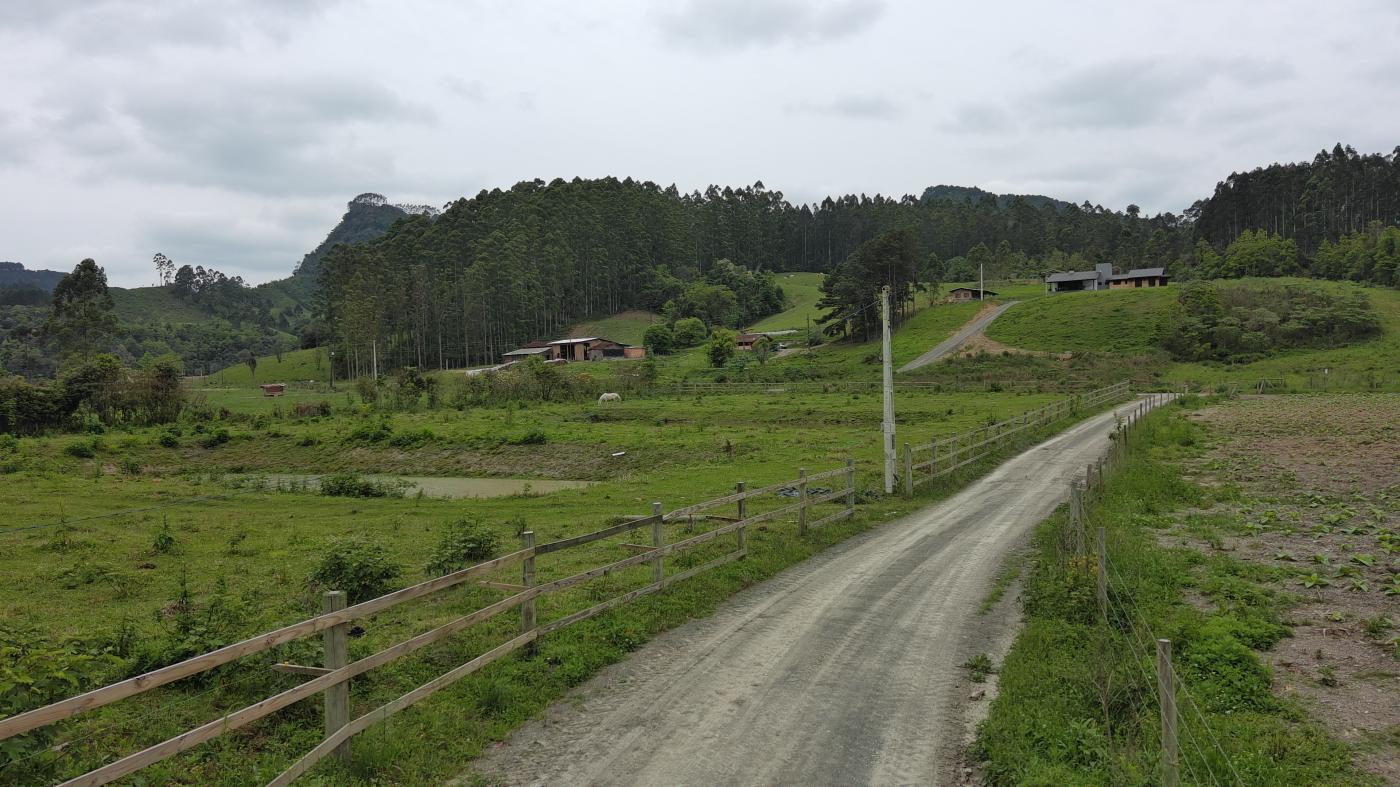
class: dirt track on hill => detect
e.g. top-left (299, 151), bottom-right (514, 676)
top-left (898, 300), bottom-right (1019, 372)
top-left (470, 396), bottom-right (1164, 787)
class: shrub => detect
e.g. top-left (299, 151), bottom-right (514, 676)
top-left (425, 516), bottom-right (501, 576)
top-left (199, 428), bottom-right (230, 448)
top-left (0, 624), bottom-right (119, 768)
top-left (320, 473), bottom-right (401, 498)
top-left (151, 519), bottom-right (177, 554)
top-left (292, 400), bottom-right (332, 418)
top-left (708, 328), bottom-right (737, 368)
top-left (344, 419), bottom-right (392, 444)
top-left (642, 323), bottom-right (675, 355)
top-left (157, 428), bottom-right (180, 448)
top-left (387, 427), bottom-right (434, 448)
top-left (63, 439), bottom-right (96, 458)
top-left (309, 537), bottom-right (401, 603)
top-left (118, 455), bottom-right (142, 475)
top-left (672, 317), bottom-right (708, 347)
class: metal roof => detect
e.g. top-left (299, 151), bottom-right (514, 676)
top-left (503, 346), bottom-right (552, 356)
top-left (1123, 267), bottom-right (1166, 278)
top-left (1045, 271), bottom-right (1099, 283)
top-left (547, 337), bottom-right (597, 345)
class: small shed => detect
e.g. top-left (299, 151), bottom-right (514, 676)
top-left (735, 333), bottom-right (765, 350)
top-left (259, 383), bottom-right (286, 397)
top-left (947, 287), bottom-right (997, 301)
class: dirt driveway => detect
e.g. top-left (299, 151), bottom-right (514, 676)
top-left (469, 397), bottom-right (1164, 786)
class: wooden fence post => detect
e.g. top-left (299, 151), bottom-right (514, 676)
top-left (1096, 527), bottom-right (1107, 622)
top-left (845, 457), bottom-right (855, 515)
top-left (650, 502), bottom-right (663, 584)
top-left (322, 590), bottom-right (350, 764)
top-left (903, 443), bottom-right (913, 496)
top-left (521, 531), bottom-right (537, 654)
top-left (798, 468), bottom-right (809, 536)
top-left (1157, 638), bottom-right (1179, 787)
top-left (736, 482), bottom-right (748, 557)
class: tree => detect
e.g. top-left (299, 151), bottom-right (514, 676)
top-left (751, 334), bottom-right (774, 365)
top-left (46, 259), bottom-right (117, 358)
top-left (672, 317), bottom-right (708, 347)
top-left (153, 252), bottom-right (174, 286)
top-left (815, 229), bottom-right (921, 341)
top-left (642, 323), bottom-right (675, 355)
top-left (243, 350), bottom-right (258, 382)
top-left (172, 264), bottom-right (195, 296)
top-left (707, 328), bottom-right (736, 367)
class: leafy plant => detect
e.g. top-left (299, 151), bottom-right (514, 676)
top-left (320, 473), bottom-right (402, 498)
top-left (1350, 553), bottom-right (1374, 566)
top-left (309, 537), bottom-right (401, 603)
top-left (962, 653), bottom-right (995, 683)
top-left (425, 516), bottom-right (501, 576)
top-left (151, 518), bottom-right (176, 555)
top-left (1299, 572), bottom-right (1330, 589)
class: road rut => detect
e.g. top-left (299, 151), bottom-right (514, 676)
top-left (472, 397), bottom-right (1162, 787)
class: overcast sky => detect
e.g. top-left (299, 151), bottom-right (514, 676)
top-left (3, 0), bottom-right (1398, 287)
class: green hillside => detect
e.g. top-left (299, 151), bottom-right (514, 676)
top-left (748, 272), bottom-right (826, 332)
top-left (205, 347), bottom-right (331, 385)
top-left (568, 310), bottom-right (661, 346)
top-left (985, 287), bottom-right (1175, 353)
top-left (110, 286), bottom-right (218, 323)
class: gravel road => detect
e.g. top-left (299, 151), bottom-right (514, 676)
top-left (898, 301), bottom-right (1019, 373)
top-left (471, 396), bottom-right (1162, 787)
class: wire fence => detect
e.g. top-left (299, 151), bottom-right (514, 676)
top-left (1064, 392), bottom-right (1243, 786)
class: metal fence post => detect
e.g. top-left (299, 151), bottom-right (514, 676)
top-left (903, 443), bottom-right (913, 496)
top-left (1157, 638), bottom-right (1179, 787)
top-left (798, 467), bottom-right (808, 536)
top-left (736, 482), bottom-right (748, 557)
top-left (651, 502), bottom-right (663, 584)
top-left (322, 590), bottom-right (350, 764)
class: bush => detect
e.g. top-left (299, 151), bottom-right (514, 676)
top-left (157, 428), bottom-right (181, 448)
top-left (63, 439), bottom-right (97, 458)
top-left (344, 419), bottom-right (392, 444)
top-left (387, 427), bottom-right (435, 448)
top-left (309, 537), bottom-right (401, 603)
top-left (319, 473), bottom-right (402, 498)
top-left (118, 455), bottom-right (142, 475)
top-left (642, 323), bottom-right (675, 355)
top-left (199, 428), bottom-right (230, 448)
top-left (672, 317), bottom-right (708, 347)
top-left (0, 624), bottom-right (119, 768)
top-left (425, 516), bottom-right (501, 576)
top-left (293, 401), bottom-right (332, 418)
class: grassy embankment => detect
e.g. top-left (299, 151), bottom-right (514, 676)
top-left (977, 398), bottom-right (1384, 785)
top-left (1, 379), bottom-right (1124, 784)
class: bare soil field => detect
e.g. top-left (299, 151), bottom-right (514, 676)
top-left (1185, 395), bottom-right (1400, 781)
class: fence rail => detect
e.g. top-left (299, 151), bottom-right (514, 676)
top-left (901, 381), bottom-right (1132, 493)
top-left (668, 378), bottom-right (1120, 396)
top-left (1, 462), bottom-right (857, 787)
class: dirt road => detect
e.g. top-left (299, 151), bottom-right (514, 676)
top-left (472, 396), bottom-right (1162, 787)
top-left (898, 301), bottom-right (1019, 373)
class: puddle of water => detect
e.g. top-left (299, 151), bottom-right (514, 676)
top-left (244, 473), bottom-right (594, 499)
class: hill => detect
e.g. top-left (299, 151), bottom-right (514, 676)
top-left (293, 193), bottom-right (434, 278)
top-left (985, 287), bottom-right (1175, 354)
top-left (110, 285), bottom-right (222, 323)
top-left (919, 185), bottom-right (1071, 211)
top-left (0, 261), bottom-right (65, 291)
top-left (568, 310), bottom-right (661, 346)
top-left (748, 272), bottom-right (825, 332)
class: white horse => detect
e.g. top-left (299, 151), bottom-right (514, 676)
top-left (598, 392), bottom-right (622, 404)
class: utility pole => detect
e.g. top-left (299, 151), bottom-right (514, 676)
top-left (979, 262), bottom-right (984, 301)
top-left (881, 285), bottom-right (896, 494)
top-left (371, 340), bottom-right (378, 379)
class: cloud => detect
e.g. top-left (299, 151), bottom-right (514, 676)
top-left (39, 74), bottom-right (436, 197)
top-left (138, 205), bottom-right (332, 276)
top-left (788, 94), bottom-right (900, 119)
top-left (0, 0), bottom-right (340, 54)
top-left (942, 103), bottom-right (1015, 134)
top-left (657, 0), bottom-right (885, 52)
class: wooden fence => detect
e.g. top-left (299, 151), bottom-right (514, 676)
top-left (668, 378), bottom-right (1114, 396)
top-left (0, 463), bottom-right (856, 786)
top-left (900, 380), bottom-right (1132, 494)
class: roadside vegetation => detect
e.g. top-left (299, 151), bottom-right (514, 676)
top-left (977, 396), bottom-right (1395, 785)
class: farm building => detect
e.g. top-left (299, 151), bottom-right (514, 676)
top-left (736, 333), bottom-right (765, 350)
top-left (502, 337), bottom-right (646, 364)
top-left (1045, 263), bottom-right (1169, 293)
top-left (947, 287), bottom-right (997, 301)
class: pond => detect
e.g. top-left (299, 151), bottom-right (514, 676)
top-left (243, 473), bottom-right (595, 499)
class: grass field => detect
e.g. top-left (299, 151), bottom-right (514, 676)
top-left (202, 347), bottom-right (334, 386)
top-left (985, 286), bottom-right (1175, 354)
top-left (748, 272), bottom-right (826, 332)
top-left (567, 309), bottom-right (661, 346)
top-left (0, 383), bottom-right (1118, 784)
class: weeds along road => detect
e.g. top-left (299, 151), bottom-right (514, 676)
top-left (472, 397), bottom-right (1164, 787)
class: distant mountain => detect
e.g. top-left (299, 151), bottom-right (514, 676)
top-left (293, 193), bottom-right (439, 278)
top-left (919, 185), bottom-right (1072, 212)
top-left (0, 261), bottom-right (66, 292)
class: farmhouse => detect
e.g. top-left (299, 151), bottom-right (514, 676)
top-left (736, 333), bottom-right (765, 350)
top-left (502, 336), bottom-right (646, 364)
top-left (947, 287), bottom-right (997, 301)
top-left (1045, 263), bottom-right (1169, 293)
